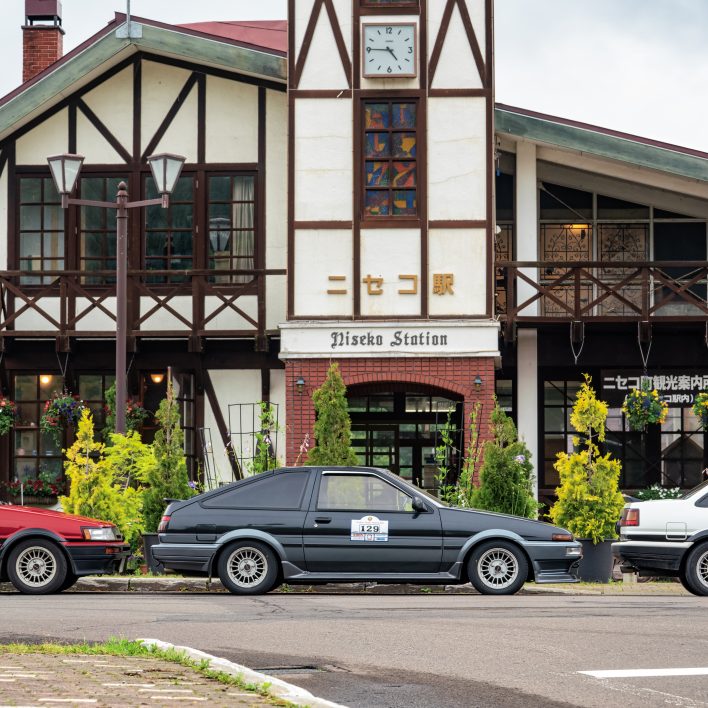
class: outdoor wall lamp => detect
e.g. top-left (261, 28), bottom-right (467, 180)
top-left (296, 377), bottom-right (306, 394)
top-left (150, 372), bottom-right (166, 384)
top-left (474, 375), bottom-right (483, 390)
top-left (47, 152), bottom-right (186, 434)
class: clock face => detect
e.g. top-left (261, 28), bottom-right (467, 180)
top-left (362, 23), bottom-right (417, 78)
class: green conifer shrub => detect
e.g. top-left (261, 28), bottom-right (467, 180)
top-left (306, 363), bottom-right (358, 466)
top-left (470, 404), bottom-right (539, 518)
top-left (141, 380), bottom-right (194, 533)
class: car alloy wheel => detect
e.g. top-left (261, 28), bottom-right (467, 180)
top-left (468, 540), bottom-right (528, 595)
top-left (478, 547), bottom-right (518, 589)
top-left (217, 540), bottom-right (278, 595)
top-left (228, 546), bottom-right (268, 588)
top-left (7, 539), bottom-right (68, 595)
top-left (683, 542), bottom-right (708, 596)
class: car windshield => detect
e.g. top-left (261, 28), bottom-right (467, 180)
top-left (681, 478), bottom-right (708, 500)
top-left (373, 468), bottom-right (448, 507)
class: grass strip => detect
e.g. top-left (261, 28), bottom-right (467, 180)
top-left (0, 637), bottom-right (299, 707)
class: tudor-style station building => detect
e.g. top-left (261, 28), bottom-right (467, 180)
top-left (1, 0), bottom-right (707, 503)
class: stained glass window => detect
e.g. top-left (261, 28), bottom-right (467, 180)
top-left (363, 100), bottom-right (418, 217)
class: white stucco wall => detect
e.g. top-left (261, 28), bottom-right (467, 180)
top-left (16, 110), bottom-right (68, 164)
top-left (294, 100), bottom-right (352, 221)
top-left (205, 78), bottom-right (258, 164)
top-left (76, 111), bottom-right (124, 164)
top-left (428, 228), bottom-right (486, 316)
top-left (81, 65), bottom-right (134, 156)
top-left (294, 229), bottom-right (353, 317)
top-left (428, 97), bottom-right (487, 221)
top-left (360, 228), bottom-right (420, 316)
top-left (0, 168), bottom-right (7, 270)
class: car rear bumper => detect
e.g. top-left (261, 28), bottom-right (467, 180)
top-left (67, 543), bottom-right (131, 576)
top-left (612, 540), bottom-right (690, 574)
top-left (152, 542), bottom-right (214, 573)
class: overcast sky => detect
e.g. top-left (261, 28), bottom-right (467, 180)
top-left (2, 0), bottom-right (707, 151)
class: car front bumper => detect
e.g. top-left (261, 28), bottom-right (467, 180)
top-left (67, 543), bottom-right (131, 576)
top-left (612, 540), bottom-right (691, 575)
top-left (525, 541), bottom-right (583, 583)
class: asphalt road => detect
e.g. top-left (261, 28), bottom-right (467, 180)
top-left (1, 592), bottom-right (707, 708)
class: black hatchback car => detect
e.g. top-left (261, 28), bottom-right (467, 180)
top-left (152, 466), bottom-right (582, 595)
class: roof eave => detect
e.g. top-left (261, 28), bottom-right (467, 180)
top-left (0, 20), bottom-right (286, 144)
top-left (495, 106), bottom-right (708, 184)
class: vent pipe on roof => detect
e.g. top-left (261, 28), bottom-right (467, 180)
top-left (22, 0), bottom-right (64, 82)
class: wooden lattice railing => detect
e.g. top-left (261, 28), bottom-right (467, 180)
top-left (0, 268), bottom-right (286, 350)
top-left (497, 261), bottom-right (708, 332)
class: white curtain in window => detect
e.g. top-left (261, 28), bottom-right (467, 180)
top-left (232, 177), bottom-right (254, 284)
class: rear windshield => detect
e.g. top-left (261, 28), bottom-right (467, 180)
top-left (681, 479), bottom-right (708, 500)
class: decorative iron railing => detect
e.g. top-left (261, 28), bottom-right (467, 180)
top-left (497, 261), bottom-right (708, 327)
top-left (0, 268), bottom-right (286, 349)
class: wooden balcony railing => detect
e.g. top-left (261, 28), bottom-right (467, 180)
top-left (0, 268), bottom-right (286, 351)
top-left (497, 261), bottom-right (708, 332)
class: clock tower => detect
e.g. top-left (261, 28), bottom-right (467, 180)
top-left (283, 0), bottom-right (497, 469)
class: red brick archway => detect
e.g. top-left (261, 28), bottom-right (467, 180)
top-left (284, 357), bottom-right (496, 465)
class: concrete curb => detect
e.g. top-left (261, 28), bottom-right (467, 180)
top-left (139, 637), bottom-right (347, 708)
top-left (0, 576), bottom-right (686, 595)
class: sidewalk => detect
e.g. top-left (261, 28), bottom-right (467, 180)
top-left (0, 640), bottom-right (344, 708)
top-left (0, 576), bottom-right (690, 595)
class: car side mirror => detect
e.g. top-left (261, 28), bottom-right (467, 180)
top-left (411, 497), bottom-right (427, 513)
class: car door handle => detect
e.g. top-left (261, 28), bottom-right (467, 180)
top-left (314, 517), bottom-right (332, 524)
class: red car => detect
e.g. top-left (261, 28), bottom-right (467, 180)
top-left (0, 505), bottom-right (130, 594)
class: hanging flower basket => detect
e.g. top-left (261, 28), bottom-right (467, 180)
top-left (103, 383), bottom-right (150, 439)
top-left (0, 395), bottom-right (17, 436)
top-left (692, 392), bottom-right (708, 430)
top-left (40, 390), bottom-right (87, 446)
top-left (621, 378), bottom-right (668, 432)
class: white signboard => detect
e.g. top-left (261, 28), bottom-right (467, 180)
top-left (279, 321), bottom-right (500, 359)
top-left (351, 515), bottom-right (389, 542)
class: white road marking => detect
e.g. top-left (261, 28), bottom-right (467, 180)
top-left (0, 673), bottom-right (38, 678)
top-left (38, 700), bottom-right (97, 704)
top-left (581, 667), bottom-right (708, 678)
top-left (61, 660), bottom-right (93, 664)
top-left (0, 679), bottom-right (16, 682)
top-left (102, 682), bottom-right (155, 687)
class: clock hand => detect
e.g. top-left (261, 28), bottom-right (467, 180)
top-left (386, 46), bottom-right (398, 61)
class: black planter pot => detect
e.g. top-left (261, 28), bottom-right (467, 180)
top-left (578, 539), bottom-right (614, 582)
top-left (142, 532), bottom-right (164, 575)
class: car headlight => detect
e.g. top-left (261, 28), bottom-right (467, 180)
top-left (82, 526), bottom-right (118, 541)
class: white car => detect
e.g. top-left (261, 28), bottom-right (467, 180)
top-left (612, 481), bottom-right (708, 595)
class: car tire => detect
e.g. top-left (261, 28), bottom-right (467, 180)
top-left (7, 539), bottom-right (68, 595)
top-left (59, 571), bottom-right (78, 592)
top-left (468, 540), bottom-right (528, 596)
top-left (217, 541), bottom-right (279, 595)
top-left (681, 542), bottom-right (708, 596)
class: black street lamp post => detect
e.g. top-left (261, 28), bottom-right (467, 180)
top-left (47, 152), bottom-right (186, 434)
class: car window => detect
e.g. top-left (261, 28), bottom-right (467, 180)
top-left (202, 472), bottom-right (309, 509)
top-left (318, 474), bottom-right (413, 512)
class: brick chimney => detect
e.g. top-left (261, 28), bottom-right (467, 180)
top-left (22, 0), bottom-right (64, 83)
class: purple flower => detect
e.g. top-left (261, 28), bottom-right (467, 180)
top-left (514, 455), bottom-right (526, 464)
top-left (188, 480), bottom-right (197, 489)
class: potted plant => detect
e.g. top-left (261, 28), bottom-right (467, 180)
top-left (102, 382), bottom-right (150, 441)
top-left (40, 390), bottom-right (86, 447)
top-left (622, 378), bottom-right (668, 432)
top-left (692, 392), bottom-right (708, 430)
top-left (549, 375), bottom-right (626, 582)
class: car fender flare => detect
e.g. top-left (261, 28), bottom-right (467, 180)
top-left (207, 529), bottom-right (287, 576)
top-left (687, 530), bottom-right (708, 546)
top-left (0, 529), bottom-right (76, 577)
top-left (455, 529), bottom-right (532, 575)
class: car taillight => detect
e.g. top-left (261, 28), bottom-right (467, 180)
top-left (620, 508), bottom-right (640, 527)
top-left (158, 515), bottom-right (171, 532)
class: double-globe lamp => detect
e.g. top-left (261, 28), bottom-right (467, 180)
top-left (46, 152), bottom-right (186, 434)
